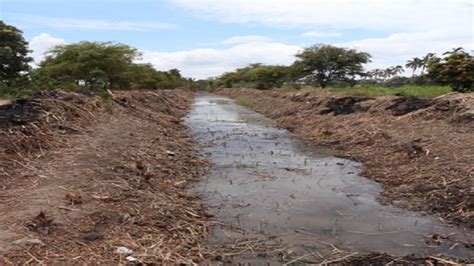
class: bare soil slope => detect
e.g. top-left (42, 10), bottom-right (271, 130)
top-left (217, 88), bottom-right (473, 228)
top-left (0, 90), bottom-right (210, 264)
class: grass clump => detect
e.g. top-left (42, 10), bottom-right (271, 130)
top-left (235, 96), bottom-right (255, 107)
top-left (236, 163), bottom-right (258, 169)
top-left (270, 85), bottom-right (453, 98)
top-left (328, 85), bottom-right (452, 98)
top-left (98, 90), bottom-right (114, 112)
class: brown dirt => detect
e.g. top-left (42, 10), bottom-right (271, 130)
top-left (0, 90), bottom-right (212, 264)
top-left (216, 88), bottom-right (474, 229)
top-left (0, 100), bottom-right (10, 106)
top-left (334, 252), bottom-right (461, 265)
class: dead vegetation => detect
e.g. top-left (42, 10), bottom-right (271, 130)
top-left (0, 91), bottom-right (103, 175)
top-left (217, 88), bottom-right (474, 229)
top-left (334, 252), bottom-right (462, 265)
top-left (1, 88), bottom-right (472, 264)
top-left (0, 90), bottom-right (212, 264)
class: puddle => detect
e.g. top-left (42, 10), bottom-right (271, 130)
top-left (184, 94), bottom-right (473, 262)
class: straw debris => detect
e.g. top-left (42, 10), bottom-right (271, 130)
top-left (0, 90), bottom-right (212, 264)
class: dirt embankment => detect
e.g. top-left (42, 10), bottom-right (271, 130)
top-left (217, 88), bottom-right (473, 228)
top-left (0, 90), bottom-right (211, 264)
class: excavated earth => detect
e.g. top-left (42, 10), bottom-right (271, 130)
top-left (216, 88), bottom-right (473, 229)
top-left (0, 90), bottom-right (212, 264)
top-left (0, 89), bottom-right (472, 265)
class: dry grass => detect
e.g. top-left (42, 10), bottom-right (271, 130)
top-left (0, 99), bottom-right (11, 106)
top-left (2, 89), bottom-right (471, 264)
top-left (234, 95), bottom-right (254, 107)
top-left (0, 90), bottom-right (214, 264)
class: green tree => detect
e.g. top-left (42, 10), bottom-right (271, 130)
top-left (420, 53), bottom-right (435, 74)
top-left (38, 42), bottom-right (140, 90)
top-left (366, 68), bottom-right (385, 81)
top-left (127, 63), bottom-right (161, 90)
top-left (443, 47), bottom-right (464, 55)
top-left (247, 65), bottom-right (288, 89)
top-left (427, 48), bottom-right (473, 92)
top-left (168, 68), bottom-right (182, 79)
top-left (295, 44), bottom-right (371, 88)
top-left (0, 21), bottom-right (32, 87)
top-left (217, 64), bottom-right (289, 89)
top-left (287, 62), bottom-right (305, 82)
top-left (122, 64), bottom-right (188, 90)
top-left (384, 65), bottom-right (404, 79)
top-left (405, 57), bottom-right (423, 77)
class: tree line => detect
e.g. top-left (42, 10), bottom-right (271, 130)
top-left (0, 21), bottom-right (192, 98)
top-left (1, 20), bottom-right (473, 97)
top-left (210, 45), bottom-right (473, 92)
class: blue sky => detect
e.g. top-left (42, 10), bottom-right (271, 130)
top-left (1, 0), bottom-right (472, 78)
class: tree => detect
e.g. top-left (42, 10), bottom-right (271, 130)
top-left (443, 47), bottom-right (464, 55)
top-left (405, 57), bottom-right (423, 77)
top-left (420, 53), bottom-right (435, 75)
top-left (427, 48), bottom-right (473, 92)
top-left (384, 65), bottom-right (404, 79)
top-left (168, 68), bottom-right (182, 79)
top-left (247, 65), bottom-right (288, 89)
top-left (217, 64), bottom-right (289, 89)
top-left (0, 21), bottom-right (32, 86)
top-left (287, 62), bottom-right (305, 82)
top-left (127, 63), bottom-right (161, 90)
top-left (295, 44), bottom-right (371, 88)
top-left (160, 69), bottom-right (188, 89)
top-left (366, 69), bottom-right (385, 81)
top-left (38, 42), bottom-right (140, 90)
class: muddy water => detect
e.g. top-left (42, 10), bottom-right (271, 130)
top-left (185, 94), bottom-right (472, 262)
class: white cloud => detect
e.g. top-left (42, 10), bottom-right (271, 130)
top-left (29, 33), bottom-right (67, 65)
top-left (302, 31), bottom-right (341, 38)
top-left (220, 35), bottom-right (272, 45)
top-left (141, 39), bottom-right (300, 79)
top-left (172, 0), bottom-right (472, 32)
top-left (166, 0), bottom-right (473, 78)
top-left (142, 27), bottom-right (474, 78)
top-left (13, 14), bottom-right (177, 31)
top-left (170, 0), bottom-right (472, 76)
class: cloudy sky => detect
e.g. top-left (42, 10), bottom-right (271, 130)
top-left (1, 0), bottom-right (473, 79)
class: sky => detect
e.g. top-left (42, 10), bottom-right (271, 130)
top-left (1, 0), bottom-right (473, 79)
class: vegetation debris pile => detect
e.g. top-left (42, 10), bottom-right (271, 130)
top-left (0, 91), bottom-right (103, 174)
top-left (0, 90), bottom-right (212, 264)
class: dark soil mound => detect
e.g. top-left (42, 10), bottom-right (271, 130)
top-left (387, 97), bottom-right (433, 116)
top-left (321, 96), bottom-right (374, 115)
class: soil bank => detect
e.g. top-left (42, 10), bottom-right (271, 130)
top-left (0, 90), bottom-right (211, 264)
